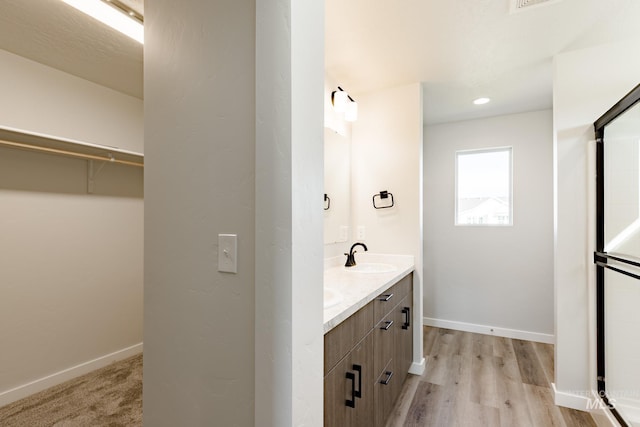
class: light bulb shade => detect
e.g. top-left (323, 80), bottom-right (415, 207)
top-left (345, 101), bottom-right (358, 122)
top-left (333, 90), bottom-right (349, 113)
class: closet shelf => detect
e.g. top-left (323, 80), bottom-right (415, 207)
top-left (0, 126), bottom-right (144, 168)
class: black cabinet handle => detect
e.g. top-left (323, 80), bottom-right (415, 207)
top-left (345, 372), bottom-right (356, 408)
top-left (380, 371), bottom-right (394, 385)
top-left (381, 320), bottom-right (394, 330)
top-left (402, 307), bottom-right (411, 329)
top-left (379, 293), bottom-right (394, 302)
top-left (353, 364), bottom-right (362, 398)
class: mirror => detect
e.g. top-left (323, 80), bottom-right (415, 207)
top-left (324, 127), bottom-right (350, 245)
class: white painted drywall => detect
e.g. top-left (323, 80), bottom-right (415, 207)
top-left (0, 49), bottom-right (143, 153)
top-left (143, 1), bottom-right (256, 425)
top-left (351, 83), bottom-right (425, 371)
top-left (255, 0), bottom-right (324, 425)
top-left (553, 37), bottom-right (640, 408)
top-left (144, 0), bottom-right (324, 425)
top-left (0, 52), bottom-right (143, 404)
top-left (424, 110), bottom-right (554, 339)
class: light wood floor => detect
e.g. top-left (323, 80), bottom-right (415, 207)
top-left (386, 327), bottom-right (597, 427)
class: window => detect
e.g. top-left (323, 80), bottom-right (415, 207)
top-left (455, 147), bottom-right (512, 226)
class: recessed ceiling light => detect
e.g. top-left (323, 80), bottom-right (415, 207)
top-left (473, 97), bottom-right (491, 105)
top-left (61, 0), bottom-right (144, 44)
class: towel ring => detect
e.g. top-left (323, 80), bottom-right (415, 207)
top-left (373, 191), bottom-right (394, 209)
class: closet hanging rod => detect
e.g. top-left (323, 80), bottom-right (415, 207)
top-left (0, 139), bottom-right (144, 168)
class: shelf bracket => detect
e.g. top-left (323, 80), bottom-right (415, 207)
top-left (87, 158), bottom-right (109, 194)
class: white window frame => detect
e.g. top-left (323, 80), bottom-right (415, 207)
top-left (454, 146), bottom-right (513, 227)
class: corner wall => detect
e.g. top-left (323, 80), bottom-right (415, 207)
top-left (553, 37), bottom-right (640, 410)
top-left (143, 1), bottom-right (256, 425)
top-left (256, 0), bottom-right (324, 424)
top-left (144, 0), bottom-right (324, 425)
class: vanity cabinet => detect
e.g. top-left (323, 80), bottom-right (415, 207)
top-left (324, 273), bottom-right (413, 427)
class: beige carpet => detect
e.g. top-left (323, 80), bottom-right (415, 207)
top-left (0, 353), bottom-right (142, 427)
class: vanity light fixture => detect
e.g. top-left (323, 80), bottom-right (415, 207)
top-left (473, 97), bottom-right (491, 105)
top-left (332, 87), bottom-right (349, 113)
top-left (61, 0), bottom-right (144, 44)
top-left (345, 100), bottom-right (358, 122)
top-left (332, 86), bottom-right (358, 121)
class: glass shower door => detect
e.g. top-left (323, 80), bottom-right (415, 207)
top-left (595, 85), bottom-right (640, 427)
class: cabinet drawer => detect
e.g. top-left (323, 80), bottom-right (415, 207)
top-left (373, 359), bottom-right (396, 427)
top-left (373, 273), bottom-right (413, 322)
top-left (325, 301), bottom-right (374, 375)
top-left (373, 316), bottom-right (395, 378)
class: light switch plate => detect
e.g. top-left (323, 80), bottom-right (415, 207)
top-left (218, 234), bottom-right (237, 273)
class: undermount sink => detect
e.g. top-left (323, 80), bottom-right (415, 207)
top-left (324, 288), bottom-right (343, 309)
top-left (345, 263), bottom-right (397, 274)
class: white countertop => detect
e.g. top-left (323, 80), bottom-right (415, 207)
top-left (323, 253), bottom-right (415, 334)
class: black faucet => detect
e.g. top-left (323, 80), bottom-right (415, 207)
top-left (344, 242), bottom-right (368, 267)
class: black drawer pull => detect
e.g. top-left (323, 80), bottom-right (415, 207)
top-left (379, 293), bottom-right (394, 302)
top-left (402, 306), bottom-right (411, 329)
top-left (381, 320), bottom-right (394, 330)
top-left (380, 371), bottom-right (393, 385)
top-left (346, 372), bottom-right (356, 408)
top-left (353, 364), bottom-right (362, 398)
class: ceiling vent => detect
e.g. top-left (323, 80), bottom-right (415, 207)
top-left (510, 0), bottom-right (562, 13)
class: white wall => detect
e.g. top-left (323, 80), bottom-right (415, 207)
top-left (256, 1), bottom-right (324, 425)
top-left (144, 1), bottom-right (324, 426)
top-left (0, 51), bottom-right (143, 405)
top-left (0, 49), bottom-right (143, 153)
top-left (143, 1), bottom-right (255, 425)
top-left (553, 37), bottom-right (640, 410)
top-left (423, 110), bottom-right (554, 341)
top-left (351, 83), bottom-right (425, 371)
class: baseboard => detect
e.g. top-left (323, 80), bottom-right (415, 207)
top-left (0, 342), bottom-right (143, 408)
top-left (552, 383), bottom-right (622, 427)
top-left (408, 357), bottom-right (426, 376)
top-left (423, 317), bottom-right (554, 344)
top-left (552, 383), bottom-right (591, 411)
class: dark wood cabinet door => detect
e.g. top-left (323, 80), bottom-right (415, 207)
top-left (324, 332), bottom-right (375, 427)
top-left (350, 332), bottom-right (375, 427)
top-left (393, 294), bottom-right (413, 400)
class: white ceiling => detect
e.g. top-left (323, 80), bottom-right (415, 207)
top-left (326, 0), bottom-right (640, 124)
top-left (1, 0), bottom-right (639, 122)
